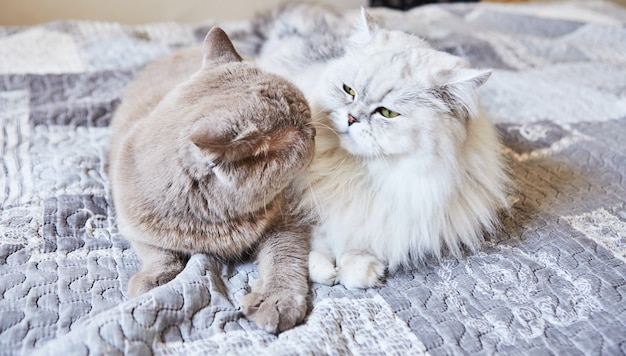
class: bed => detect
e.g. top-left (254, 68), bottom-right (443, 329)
top-left (1, 1), bottom-right (625, 354)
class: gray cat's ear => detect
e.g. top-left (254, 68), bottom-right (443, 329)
top-left (191, 125), bottom-right (304, 162)
top-left (191, 125), bottom-right (261, 162)
top-left (352, 8), bottom-right (379, 43)
top-left (439, 69), bottom-right (491, 121)
top-left (202, 27), bottom-right (242, 67)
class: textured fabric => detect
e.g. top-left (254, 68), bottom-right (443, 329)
top-left (1, 1), bottom-right (626, 355)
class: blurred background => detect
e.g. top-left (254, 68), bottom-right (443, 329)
top-left (0, 0), bottom-right (624, 25)
top-left (0, 0), bottom-right (365, 25)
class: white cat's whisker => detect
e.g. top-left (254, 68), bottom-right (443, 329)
top-left (304, 183), bottom-right (323, 219)
top-left (317, 156), bottom-right (350, 178)
top-left (311, 120), bottom-right (341, 140)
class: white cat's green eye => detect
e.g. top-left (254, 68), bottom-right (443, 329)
top-left (377, 107), bottom-right (400, 118)
top-left (342, 84), bottom-right (356, 97)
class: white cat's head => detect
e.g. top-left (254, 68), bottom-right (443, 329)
top-left (320, 9), bottom-right (490, 159)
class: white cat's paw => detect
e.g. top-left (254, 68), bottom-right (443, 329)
top-left (336, 253), bottom-right (386, 289)
top-left (309, 251), bottom-right (337, 285)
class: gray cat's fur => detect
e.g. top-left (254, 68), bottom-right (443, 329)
top-left (108, 27), bottom-right (316, 333)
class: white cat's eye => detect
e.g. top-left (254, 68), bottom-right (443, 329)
top-left (342, 84), bottom-right (356, 98)
top-left (376, 107), bottom-right (400, 118)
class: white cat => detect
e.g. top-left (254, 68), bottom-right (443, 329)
top-left (259, 8), bottom-right (510, 289)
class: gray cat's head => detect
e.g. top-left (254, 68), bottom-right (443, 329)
top-left (158, 27), bottom-right (315, 215)
top-left (320, 10), bottom-right (490, 159)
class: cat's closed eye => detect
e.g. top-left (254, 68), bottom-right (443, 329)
top-left (375, 107), bottom-right (400, 118)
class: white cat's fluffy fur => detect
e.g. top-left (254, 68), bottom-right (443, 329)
top-left (260, 8), bottom-right (510, 289)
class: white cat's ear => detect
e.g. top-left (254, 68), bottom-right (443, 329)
top-left (360, 8), bottom-right (379, 34)
top-left (352, 7), bottom-right (379, 43)
top-left (440, 69), bottom-right (491, 121)
top-left (447, 69), bottom-right (491, 89)
top-left (202, 27), bottom-right (242, 67)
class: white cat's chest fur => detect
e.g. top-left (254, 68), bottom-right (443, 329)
top-left (302, 125), bottom-right (458, 270)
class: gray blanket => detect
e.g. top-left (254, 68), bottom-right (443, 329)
top-left (1, 1), bottom-right (625, 354)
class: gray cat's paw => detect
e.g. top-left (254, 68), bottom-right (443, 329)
top-left (336, 253), bottom-right (386, 289)
top-left (128, 268), bottom-right (182, 297)
top-left (240, 291), bottom-right (307, 333)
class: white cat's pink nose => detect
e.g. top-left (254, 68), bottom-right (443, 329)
top-left (348, 114), bottom-right (358, 126)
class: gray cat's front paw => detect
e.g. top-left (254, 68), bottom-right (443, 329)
top-left (128, 268), bottom-right (182, 297)
top-left (240, 291), bottom-right (307, 333)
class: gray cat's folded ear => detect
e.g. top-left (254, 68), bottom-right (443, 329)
top-left (191, 125), bottom-right (304, 162)
top-left (202, 27), bottom-right (243, 67)
top-left (439, 69), bottom-right (491, 121)
top-left (190, 125), bottom-right (260, 162)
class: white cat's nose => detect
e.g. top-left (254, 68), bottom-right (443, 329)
top-left (348, 114), bottom-right (359, 126)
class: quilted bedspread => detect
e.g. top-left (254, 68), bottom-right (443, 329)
top-left (1, 1), bottom-right (625, 354)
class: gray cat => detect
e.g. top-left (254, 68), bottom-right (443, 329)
top-left (108, 27), bottom-right (316, 333)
